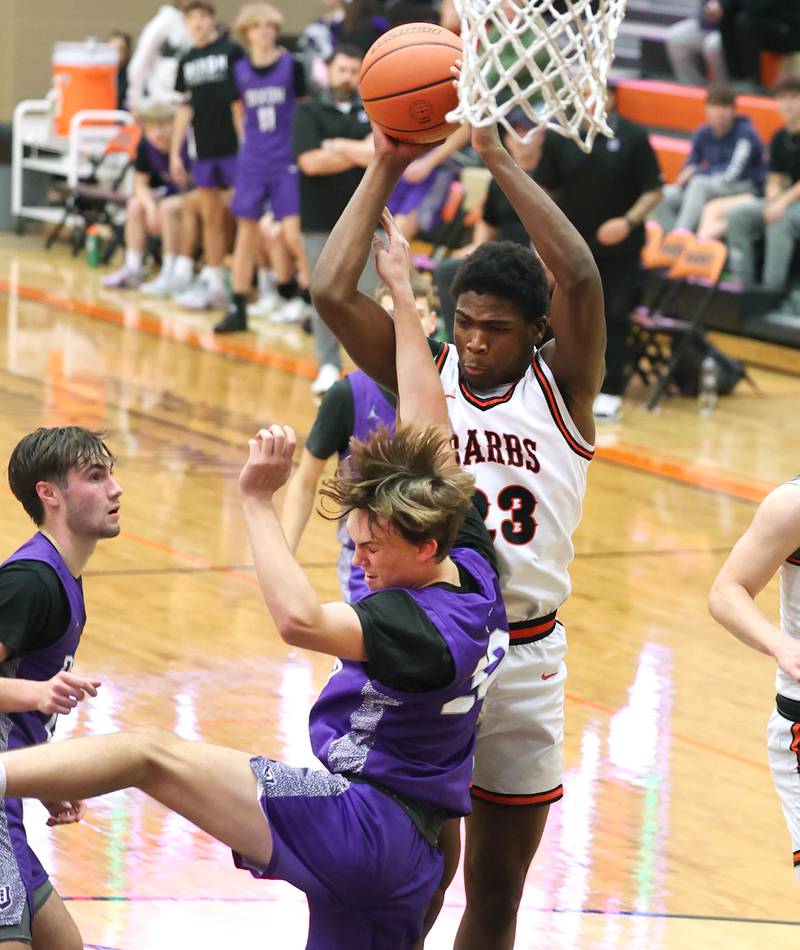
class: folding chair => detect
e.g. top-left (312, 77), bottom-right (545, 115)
top-left (46, 123), bottom-right (142, 258)
top-left (630, 227), bottom-right (699, 391)
top-left (643, 236), bottom-right (730, 410)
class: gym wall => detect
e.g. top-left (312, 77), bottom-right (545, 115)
top-left (0, 0), bottom-right (319, 120)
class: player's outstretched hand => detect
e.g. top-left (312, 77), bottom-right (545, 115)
top-left (372, 208), bottom-right (412, 298)
top-left (774, 635), bottom-right (800, 682)
top-left (42, 800), bottom-right (86, 827)
top-left (37, 671), bottom-right (102, 716)
top-left (239, 425), bottom-right (297, 501)
top-left (371, 123), bottom-right (438, 165)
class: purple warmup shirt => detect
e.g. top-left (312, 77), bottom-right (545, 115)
top-left (336, 371), bottom-right (396, 603)
top-left (0, 533), bottom-right (85, 750)
top-left (310, 546), bottom-right (509, 816)
top-left (234, 52), bottom-right (298, 167)
top-left (137, 137), bottom-right (191, 196)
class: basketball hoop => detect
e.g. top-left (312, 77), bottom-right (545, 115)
top-left (448, 0), bottom-right (627, 153)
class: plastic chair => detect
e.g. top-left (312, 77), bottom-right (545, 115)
top-left (630, 227), bottom-right (696, 389)
top-left (46, 123), bottom-right (142, 258)
top-left (638, 235), bottom-right (733, 410)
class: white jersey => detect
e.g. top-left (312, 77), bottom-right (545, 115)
top-left (438, 343), bottom-right (593, 627)
top-left (777, 477), bottom-right (800, 700)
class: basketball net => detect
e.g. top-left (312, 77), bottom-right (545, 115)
top-left (449, 0), bottom-right (627, 152)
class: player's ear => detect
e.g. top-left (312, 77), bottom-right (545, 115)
top-left (35, 480), bottom-right (61, 512)
top-left (528, 316), bottom-right (548, 346)
top-left (416, 537), bottom-right (439, 564)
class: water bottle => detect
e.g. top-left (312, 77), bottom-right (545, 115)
top-left (86, 225), bottom-right (101, 268)
top-left (698, 353), bottom-right (718, 414)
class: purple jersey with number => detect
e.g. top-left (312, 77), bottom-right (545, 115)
top-left (310, 546), bottom-right (509, 816)
top-left (235, 52), bottom-right (297, 168)
top-left (336, 371), bottom-right (396, 604)
top-left (0, 533), bottom-right (86, 750)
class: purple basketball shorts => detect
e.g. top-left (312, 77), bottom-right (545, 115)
top-left (230, 162), bottom-right (300, 221)
top-left (232, 757), bottom-right (443, 950)
top-left (0, 798), bottom-right (50, 930)
top-left (191, 154), bottom-right (238, 190)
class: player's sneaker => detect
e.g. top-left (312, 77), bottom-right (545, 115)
top-left (174, 280), bottom-right (228, 311)
top-left (140, 271), bottom-right (182, 297)
top-left (311, 363), bottom-right (340, 396)
top-left (214, 310), bottom-right (247, 334)
top-left (592, 392), bottom-right (622, 422)
top-left (271, 297), bottom-right (308, 324)
top-left (101, 265), bottom-right (145, 289)
top-left (246, 289), bottom-right (280, 319)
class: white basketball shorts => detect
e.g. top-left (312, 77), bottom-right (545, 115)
top-left (471, 621), bottom-right (567, 806)
top-left (767, 706), bottom-right (800, 885)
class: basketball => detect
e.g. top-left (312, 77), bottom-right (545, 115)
top-left (359, 24), bottom-right (463, 144)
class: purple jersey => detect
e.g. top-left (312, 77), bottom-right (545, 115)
top-left (0, 533), bottom-right (86, 750)
top-left (135, 136), bottom-right (191, 196)
top-left (336, 371), bottom-right (396, 603)
top-left (235, 52), bottom-right (298, 167)
top-left (310, 546), bottom-right (509, 816)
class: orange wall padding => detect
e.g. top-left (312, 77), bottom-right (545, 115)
top-left (617, 79), bottom-right (783, 143)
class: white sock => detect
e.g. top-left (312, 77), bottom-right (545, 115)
top-left (205, 266), bottom-right (226, 293)
top-left (125, 248), bottom-right (144, 272)
top-left (173, 255), bottom-right (194, 282)
top-left (257, 268), bottom-right (275, 295)
top-left (160, 253), bottom-right (176, 277)
top-left (0, 760), bottom-right (6, 799)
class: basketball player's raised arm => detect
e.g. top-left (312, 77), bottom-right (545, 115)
top-left (239, 427), bottom-right (368, 661)
top-left (373, 209), bottom-right (451, 436)
top-left (312, 128), bottom-right (437, 393)
top-left (472, 125), bottom-right (606, 413)
top-left (709, 483), bottom-right (800, 681)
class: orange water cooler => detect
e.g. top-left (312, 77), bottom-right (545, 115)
top-left (52, 40), bottom-right (118, 137)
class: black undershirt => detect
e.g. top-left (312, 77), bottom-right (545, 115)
top-left (0, 561), bottom-right (71, 658)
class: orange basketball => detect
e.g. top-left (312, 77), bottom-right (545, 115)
top-left (359, 24), bottom-right (463, 144)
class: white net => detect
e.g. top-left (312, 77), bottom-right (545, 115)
top-left (448, 0), bottom-right (628, 152)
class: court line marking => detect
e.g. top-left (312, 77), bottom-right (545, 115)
top-left (82, 547), bottom-right (734, 578)
top-left (64, 896), bottom-right (800, 925)
top-left (595, 438), bottom-right (772, 503)
top-left (564, 689), bottom-right (770, 772)
top-left (0, 277), bottom-right (777, 506)
top-left (0, 278), bottom-right (319, 380)
top-left (0, 282), bottom-right (779, 773)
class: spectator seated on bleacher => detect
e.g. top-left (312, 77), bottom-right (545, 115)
top-left (724, 78), bottom-right (800, 297)
top-left (664, 1), bottom-right (727, 87)
top-left (433, 111), bottom-right (545, 341)
top-left (655, 85), bottom-right (766, 234)
top-left (102, 102), bottom-right (191, 290)
top-left (296, 0), bottom-right (345, 91)
top-left (720, 0), bottom-right (800, 91)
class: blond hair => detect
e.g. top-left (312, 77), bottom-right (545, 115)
top-left (375, 269), bottom-right (438, 309)
top-left (136, 101), bottom-right (175, 124)
top-left (320, 424), bottom-right (474, 560)
top-left (234, 2), bottom-right (284, 44)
